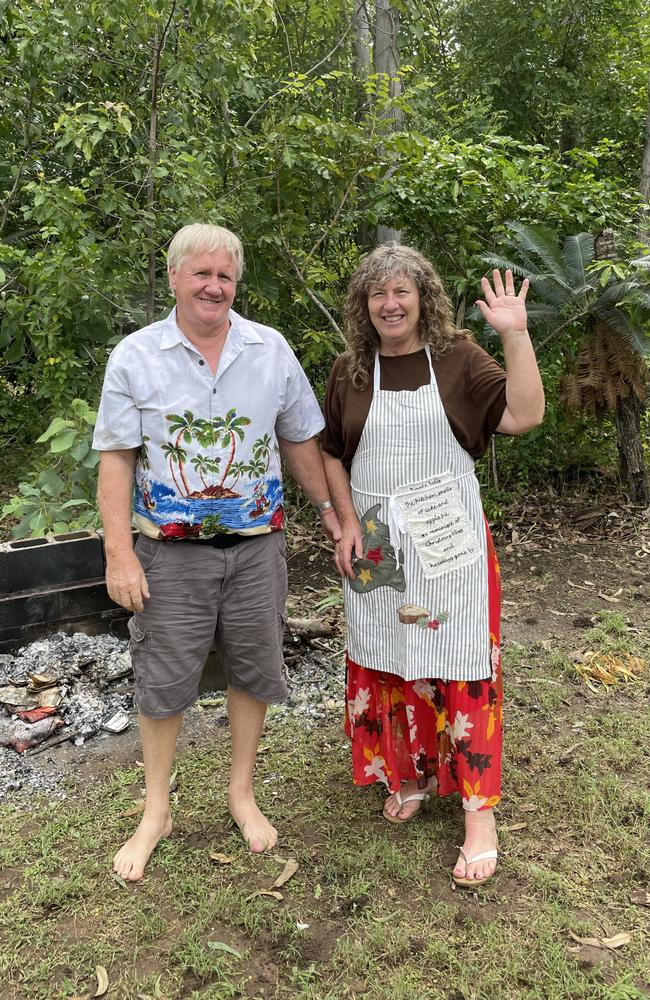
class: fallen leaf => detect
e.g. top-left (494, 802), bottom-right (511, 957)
top-left (169, 769), bottom-right (178, 792)
top-left (207, 941), bottom-right (242, 958)
top-left (519, 803), bottom-right (537, 813)
top-left (273, 858), bottom-right (299, 888)
top-left (506, 822), bottom-right (528, 832)
top-left (111, 874), bottom-right (128, 889)
top-left (94, 966), bottom-right (109, 997)
top-left (119, 799), bottom-right (145, 818)
top-left (209, 852), bottom-right (235, 865)
top-left (568, 930), bottom-right (631, 951)
top-left (630, 889), bottom-right (650, 908)
top-left (246, 889), bottom-right (284, 902)
top-left (598, 591), bottom-right (621, 603)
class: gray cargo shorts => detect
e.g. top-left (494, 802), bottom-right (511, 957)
top-left (128, 532), bottom-right (289, 719)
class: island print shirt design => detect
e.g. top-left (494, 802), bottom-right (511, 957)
top-left (135, 411), bottom-right (284, 539)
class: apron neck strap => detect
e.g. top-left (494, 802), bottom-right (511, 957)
top-left (373, 345), bottom-right (433, 391)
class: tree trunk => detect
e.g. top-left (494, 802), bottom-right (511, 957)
top-left (593, 229), bottom-right (649, 503)
top-left (353, 0), bottom-right (374, 249)
top-left (374, 0), bottom-right (402, 245)
top-left (639, 72), bottom-right (650, 242)
top-left (615, 392), bottom-right (650, 505)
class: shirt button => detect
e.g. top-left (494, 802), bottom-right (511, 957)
top-left (198, 359), bottom-right (205, 366)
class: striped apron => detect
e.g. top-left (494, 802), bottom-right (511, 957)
top-left (344, 348), bottom-right (490, 682)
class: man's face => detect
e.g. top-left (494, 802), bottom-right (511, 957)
top-left (168, 248), bottom-right (237, 338)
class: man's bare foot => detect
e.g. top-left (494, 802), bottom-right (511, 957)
top-left (113, 813), bottom-right (172, 882)
top-left (453, 808), bottom-right (498, 884)
top-left (229, 793), bottom-right (277, 853)
top-left (383, 777), bottom-right (435, 822)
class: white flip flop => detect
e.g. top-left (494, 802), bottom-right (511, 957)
top-left (452, 847), bottom-right (498, 887)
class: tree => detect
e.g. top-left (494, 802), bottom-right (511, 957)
top-left (485, 223), bottom-right (650, 503)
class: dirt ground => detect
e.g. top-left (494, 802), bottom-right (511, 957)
top-left (22, 488), bottom-right (650, 790)
top-left (2, 488), bottom-right (650, 999)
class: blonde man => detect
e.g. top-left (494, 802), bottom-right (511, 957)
top-left (94, 223), bottom-right (340, 880)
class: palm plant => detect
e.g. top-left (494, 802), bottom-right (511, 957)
top-left (483, 223), bottom-right (650, 504)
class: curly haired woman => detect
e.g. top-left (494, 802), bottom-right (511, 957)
top-left (321, 245), bottom-right (544, 886)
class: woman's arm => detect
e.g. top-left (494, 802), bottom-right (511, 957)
top-left (475, 269), bottom-right (545, 435)
top-left (322, 450), bottom-right (363, 579)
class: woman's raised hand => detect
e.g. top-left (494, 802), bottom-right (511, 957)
top-left (475, 269), bottom-right (529, 337)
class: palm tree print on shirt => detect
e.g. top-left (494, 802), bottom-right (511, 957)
top-left (163, 408), bottom-right (255, 498)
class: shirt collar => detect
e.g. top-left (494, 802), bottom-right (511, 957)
top-left (159, 307), bottom-right (264, 351)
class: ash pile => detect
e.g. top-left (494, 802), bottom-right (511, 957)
top-left (0, 632), bottom-right (134, 798)
top-left (0, 616), bottom-right (344, 801)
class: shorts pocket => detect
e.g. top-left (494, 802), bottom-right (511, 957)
top-left (127, 615), bottom-right (148, 692)
top-left (135, 535), bottom-right (164, 574)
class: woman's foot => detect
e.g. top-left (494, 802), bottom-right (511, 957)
top-left (113, 812), bottom-right (172, 882)
top-left (453, 808), bottom-right (498, 886)
top-left (383, 778), bottom-right (434, 823)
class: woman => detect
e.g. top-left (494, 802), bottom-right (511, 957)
top-left (321, 245), bottom-right (544, 887)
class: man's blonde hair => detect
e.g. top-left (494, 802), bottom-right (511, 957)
top-left (167, 223), bottom-right (244, 279)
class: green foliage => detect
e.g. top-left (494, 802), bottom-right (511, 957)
top-left (1, 400), bottom-right (99, 538)
top-left (0, 0), bottom-right (648, 509)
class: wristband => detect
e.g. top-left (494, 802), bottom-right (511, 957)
top-left (316, 499), bottom-right (335, 516)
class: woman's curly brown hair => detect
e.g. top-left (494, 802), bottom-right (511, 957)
top-left (343, 244), bottom-right (469, 388)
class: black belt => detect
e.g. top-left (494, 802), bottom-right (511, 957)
top-left (176, 533), bottom-right (253, 549)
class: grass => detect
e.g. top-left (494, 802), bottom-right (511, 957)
top-left (0, 642), bottom-right (649, 1000)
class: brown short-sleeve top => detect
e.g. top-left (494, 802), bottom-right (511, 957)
top-left (321, 339), bottom-right (508, 471)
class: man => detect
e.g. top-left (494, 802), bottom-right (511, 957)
top-left (93, 223), bottom-right (340, 881)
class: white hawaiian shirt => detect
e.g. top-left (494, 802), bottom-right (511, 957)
top-left (93, 307), bottom-right (324, 539)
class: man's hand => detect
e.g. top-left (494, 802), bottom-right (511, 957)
top-left (319, 508), bottom-right (342, 544)
top-left (105, 551), bottom-right (150, 612)
top-left (334, 520), bottom-right (364, 579)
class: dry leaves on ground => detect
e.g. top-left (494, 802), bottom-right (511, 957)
top-left (575, 652), bottom-right (648, 691)
top-left (568, 930), bottom-right (631, 951)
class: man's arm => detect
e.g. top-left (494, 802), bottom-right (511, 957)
top-left (322, 451), bottom-right (363, 578)
top-left (277, 435), bottom-right (341, 543)
top-left (97, 449), bottom-right (150, 612)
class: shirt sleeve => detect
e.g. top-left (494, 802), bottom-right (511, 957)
top-left (274, 353), bottom-right (325, 442)
top-left (320, 358), bottom-right (346, 459)
top-left (92, 345), bottom-right (143, 451)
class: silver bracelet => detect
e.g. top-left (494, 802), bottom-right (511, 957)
top-left (316, 499), bottom-right (335, 515)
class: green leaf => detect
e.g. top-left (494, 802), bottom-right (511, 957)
top-left (50, 430), bottom-right (78, 453)
top-left (36, 418), bottom-right (75, 443)
top-left (207, 941), bottom-right (242, 959)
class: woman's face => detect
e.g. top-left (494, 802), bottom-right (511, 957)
top-left (366, 273), bottom-right (421, 354)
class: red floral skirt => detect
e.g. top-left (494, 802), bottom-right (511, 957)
top-left (344, 524), bottom-right (503, 811)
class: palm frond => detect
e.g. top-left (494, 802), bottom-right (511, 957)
top-left (481, 253), bottom-right (537, 278)
top-left (631, 254), bottom-right (650, 269)
top-left (598, 307), bottom-right (650, 357)
top-left (529, 277), bottom-right (575, 307)
top-left (505, 222), bottom-right (569, 280)
top-left (562, 233), bottom-right (595, 286)
top-left (594, 280), bottom-right (643, 308)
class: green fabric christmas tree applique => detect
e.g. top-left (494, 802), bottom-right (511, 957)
top-left (349, 503), bottom-right (406, 594)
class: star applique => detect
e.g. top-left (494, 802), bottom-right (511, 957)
top-left (364, 518), bottom-right (377, 534)
top-left (365, 546), bottom-right (383, 566)
top-left (358, 567), bottom-right (373, 587)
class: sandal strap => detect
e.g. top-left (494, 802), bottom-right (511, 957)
top-left (460, 849), bottom-right (498, 866)
top-left (395, 789), bottom-right (427, 807)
